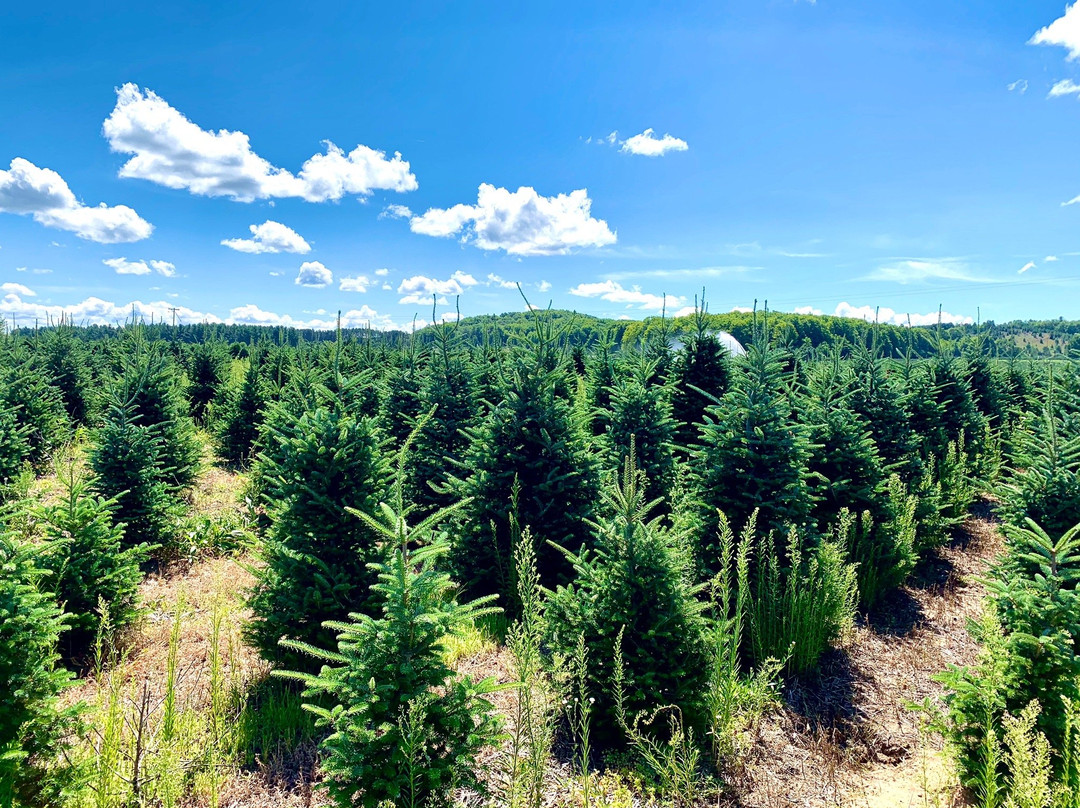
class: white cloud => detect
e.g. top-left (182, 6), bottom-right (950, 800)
top-left (339, 275), bottom-right (369, 292)
top-left (568, 280), bottom-right (684, 312)
top-left (1019, 261), bottom-right (1036, 274)
top-left (486, 273), bottom-right (518, 290)
top-left (397, 270), bottom-right (478, 304)
top-left (104, 83), bottom-right (417, 203)
top-left (380, 204), bottom-right (412, 220)
top-left (381, 283), bottom-right (392, 290)
top-left (409, 184), bottom-right (616, 255)
top-left (374, 267), bottom-right (390, 276)
top-left (222, 220), bottom-right (311, 254)
top-left (862, 258), bottom-right (993, 284)
top-left (1050, 79), bottom-right (1080, 98)
top-left (0, 158), bottom-right (152, 243)
top-left (620, 128), bottom-right (689, 157)
top-left (794, 305), bottom-right (823, 315)
top-left (1030, 3), bottom-right (1080, 61)
top-left (1046, 255), bottom-right (1060, 262)
top-left (1, 282), bottom-right (34, 297)
top-left (731, 306), bottom-right (754, 313)
top-left (295, 260), bottom-right (332, 287)
top-left (833, 301), bottom-right (974, 327)
top-left (537, 280), bottom-right (552, 292)
top-left (103, 257), bottom-right (176, 276)
top-left (0, 287), bottom-right (220, 327)
top-left (228, 302), bottom-right (416, 331)
top-left (1008, 79), bottom-right (1029, 94)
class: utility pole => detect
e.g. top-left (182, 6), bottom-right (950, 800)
top-left (168, 306), bottom-right (180, 327)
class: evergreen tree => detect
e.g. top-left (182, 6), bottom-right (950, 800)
top-left (691, 341), bottom-right (812, 574)
top-left (275, 484), bottom-right (502, 808)
top-left (449, 353), bottom-right (599, 603)
top-left (379, 352), bottom-right (423, 449)
top-left (999, 407), bottom-right (1080, 537)
top-left (548, 457), bottom-right (708, 738)
top-left (604, 357), bottom-right (677, 508)
top-left (409, 327), bottom-right (478, 517)
top-left (89, 400), bottom-right (179, 551)
top-left (247, 375), bottom-right (388, 670)
top-left (0, 346), bottom-right (69, 471)
top-left (36, 329), bottom-right (95, 425)
top-left (0, 399), bottom-right (30, 495)
top-left (584, 330), bottom-right (618, 438)
top-left (800, 359), bottom-right (887, 529)
top-left (111, 343), bottom-right (201, 490)
top-left (0, 530), bottom-right (76, 806)
top-left (37, 467), bottom-right (148, 662)
top-left (671, 300), bottom-right (731, 449)
top-left (186, 341), bottom-right (228, 425)
top-left (848, 344), bottom-right (919, 477)
top-left (215, 355), bottom-right (268, 466)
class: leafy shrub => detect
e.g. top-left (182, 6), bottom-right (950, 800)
top-left (745, 514), bottom-right (857, 675)
top-left (247, 387), bottom-right (387, 670)
top-left (548, 458), bottom-right (708, 740)
top-left (837, 479), bottom-right (918, 608)
top-left (276, 493), bottom-right (503, 808)
top-left (37, 466), bottom-right (148, 661)
top-left (0, 530), bottom-right (76, 806)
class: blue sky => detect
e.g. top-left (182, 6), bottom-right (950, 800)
top-left (2, 0), bottom-right (1080, 330)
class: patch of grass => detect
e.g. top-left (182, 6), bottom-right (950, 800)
top-left (442, 613), bottom-right (507, 666)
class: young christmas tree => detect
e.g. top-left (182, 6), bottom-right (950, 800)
top-left (999, 406), bottom-right (1080, 537)
top-left (691, 337), bottom-right (812, 574)
top-left (0, 398), bottom-right (30, 495)
top-left (89, 400), bottom-right (180, 551)
top-left (0, 345), bottom-right (70, 471)
top-left (214, 354), bottom-right (268, 466)
top-left (0, 530), bottom-right (76, 807)
top-left (379, 349), bottom-right (424, 450)
top-left (408, 322), bottom-right (479, 518)
top-left (604, 357), bottom-right (678, 508)
top-left (186, 340), bottom-right (228, 425)
top-left (548, 456), bottom-right (708, 739)
top-left (671, 297), bottom-right (731, 450)
top-left (37, 465), bottom-right (149, 662)
top-left (247, 372), bottom-right (388, 671)
top-left (848, 341), bottom-right (920, 478)
top-left (274, 464), bottom-right (502, 808)
top-left (36, 328), bottom-right (96, 425)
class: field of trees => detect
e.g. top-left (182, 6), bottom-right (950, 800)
top-left (4, 304), bottom-right (1080, 807)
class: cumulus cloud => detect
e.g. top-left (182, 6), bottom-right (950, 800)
top-left (537, 280), bottom-right (552, 292)
top-left (380, 204), bottom-right (412, 220)
top-left (862, 258), bottom-right (993, 284)
top-left (374, 267), bottom-right (390, 276)
top-left (0, 287), bottom-right (220, 328)
top-left (1019, 261), bottom-right (1036, 274)
top-left (794, 305), bottom-right (823, 315)
top-left (568, 280), bottom-right (684, 312)
top-left (0, 158), bottom-right (152, 243)
top-left (104, 84), bottom-right (417, 203)
top-left (222, 220), bottom-right (311, 254)
top-left (103, 257), bottom-right (176, 276)
top-left (295, 261), bottom-right (332, 287)
top-left (1047, 255), bottom-right (1060, 262)
top-left (229, 302), bottom-right (419, 331)
top-left (1, 282), bottom-right (34, 297)
top-left (833, 301), bottom-right (973, 327)
top-left (1050, 79), bottom-right (1080, 98)
top-left (486, 273), bottom-right (518, 290)
top-left (620, 128), bottom-right (689, 157)
top-left (339, 275), bottom-right (369, 292)
top-left (397, 271), bottom-right (478, 304)
top-left (1030, 3), bottom-right (1080, 60)
top-left (409, 184), bottom-right (616, 255)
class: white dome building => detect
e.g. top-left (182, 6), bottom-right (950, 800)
top-left (668, 330), bottom-right (746, 357)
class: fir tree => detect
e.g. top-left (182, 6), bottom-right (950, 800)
top-left (36, 328), bottom-right (95, 425)
top-left (0, 346), bottom-right (69, 471)
top-left (186, 341), bottom-right (228, 425)
top-left (604, 357), bottom-right (677, 508)
top-left (275, 475), bottom-right (502, 808)
top-left (247, 374), bottom-right (388, 670)
top-left (111, 343), bottom-right (201, 490)
top-left (89, 400), bottom-right (179, 551)
top-left (214, 355), bottom-right (268, 466)
top-left (691, 340), bottom-right (812, 574)
top-left (37, 466), bottom-right (148, 662)
top-left (449, 353), bottom-right (599, 603)
top-left (999, 407), bottom-right (1080, 537)
top-left (379, 351), bottom-right (423, 450)
top-left (548, 457), bottom-right (708, 739)
top-left (848, 343), bottom-right (919, 478)
top-left (0, 399), bottom-right (30, 495)
top-left (409, 325), bottom-right (478, 517)
top-left (0, 530), bottom-right (76, 806)
top-left (671, 298), bottom-right (731, 450)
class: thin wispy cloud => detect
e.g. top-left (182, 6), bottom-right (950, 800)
top-left (1019, 261), bottom-right (1036, 274)
top-left (1008, 79), bottom-right (1029, 94)
top-left (860, 258), bottom-right (996, 285)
